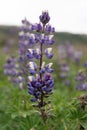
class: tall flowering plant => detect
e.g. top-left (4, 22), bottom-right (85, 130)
top-left (27, 11), bottom-right (55, 124)
top-left (4, 11), bottom-right (55, 125)
top-left (4, 18), bottom-right (35, 89)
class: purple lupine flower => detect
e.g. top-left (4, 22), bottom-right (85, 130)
top-left (28, 73), bottom-right (54, 102)
top-left (28, 62), bottom-right (37, 75)
top-left (27, 11), bottom-right (55, 118)
top-left (34, 23), bottom-right (43, 32)
top-left (40, 62), bottom-right (46, 74)
top-left (26, 49), bottom-right (34, 59)
top-left (45, 63), bottom-right (54, 73)
top-left (33, 48), bottom-right (41, 59)
top-left (45, 48), bottom-right (53, 59)
top-left (40, 34), bottom-right (54, 45)
top-left (45, 24), bottom-right (55, 33)
top-left (29, 34), bottom-right (35, 44)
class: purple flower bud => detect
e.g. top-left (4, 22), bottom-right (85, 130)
top-left (39, 11), bottom-right (50, 24)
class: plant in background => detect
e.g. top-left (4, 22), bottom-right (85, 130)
top-left (73, 51), bottom-right (83, 65)
top-left (75, 62), bottom-right (87, 130)
top-left (4, 18), bottom-right (34, 89)
top-left (27, 11), bottom-right (55, 125)
top-left (18, 18), bottom-right (33, 89)
top-left (59, 62), bottom-right (71, 86)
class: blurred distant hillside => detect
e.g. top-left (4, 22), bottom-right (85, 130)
top-left (0, 26), bottom-right (18, 47)
top-left (0, 25), bottom-right (87, 47)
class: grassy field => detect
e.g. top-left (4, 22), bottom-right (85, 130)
top-left (0, 26), bottom-right (87, 130)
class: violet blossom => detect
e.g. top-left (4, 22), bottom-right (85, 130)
top-left (27, 11), bottom-right (55, 123)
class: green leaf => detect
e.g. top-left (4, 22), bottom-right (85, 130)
top-left (80, 122), bottom-right (87, 129)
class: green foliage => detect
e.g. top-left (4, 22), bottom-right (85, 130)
top-left (0, 31), bottom-right (87, 130)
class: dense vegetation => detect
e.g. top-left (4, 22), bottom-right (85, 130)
top-left (0, 25), bottom-right (87, 130)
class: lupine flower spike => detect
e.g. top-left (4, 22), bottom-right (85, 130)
top-left (27, 11), bottom-right (55, 124)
